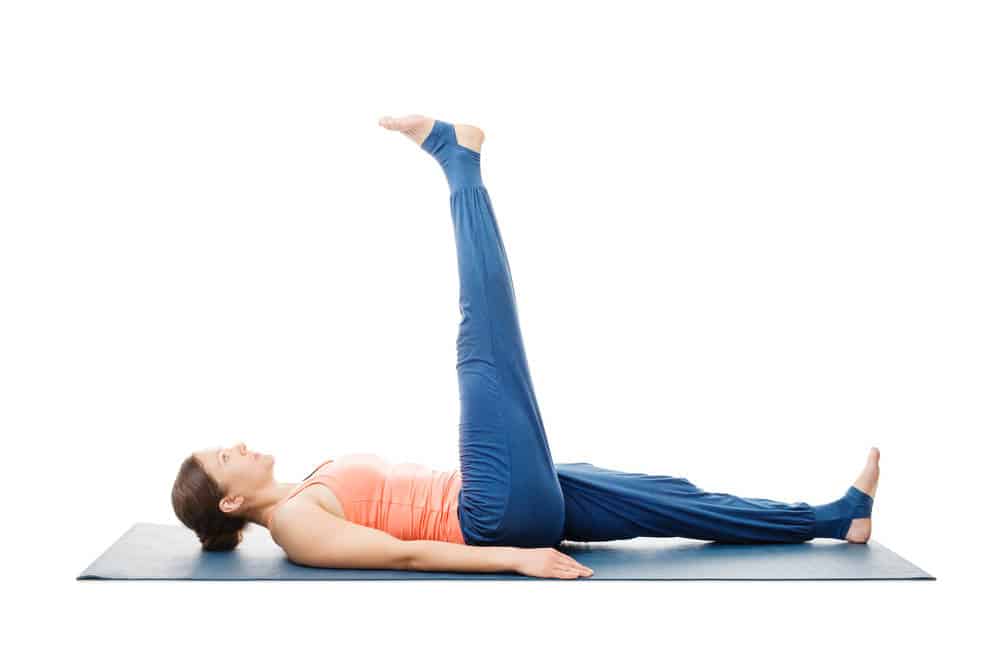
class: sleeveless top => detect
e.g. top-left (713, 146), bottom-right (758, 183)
top-left (264, 453), bottom-right (466, 544)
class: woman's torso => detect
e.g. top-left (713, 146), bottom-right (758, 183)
top-left (266, 453), bottom-right (466, 544)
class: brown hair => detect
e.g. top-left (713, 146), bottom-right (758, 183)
top-left (171, 454), bottom-right (247, 551)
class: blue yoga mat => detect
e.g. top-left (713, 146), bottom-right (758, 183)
top-left (77, 523), bottom-right (934, 581)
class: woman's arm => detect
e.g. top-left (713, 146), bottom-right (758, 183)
top-left (271, 501), bottom-right (592, 579)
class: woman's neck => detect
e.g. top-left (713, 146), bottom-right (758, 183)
top-left (244, 481), bottom-right (301, 528)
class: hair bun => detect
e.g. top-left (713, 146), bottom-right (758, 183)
top-left (200, 529), bottom-right (243, 552)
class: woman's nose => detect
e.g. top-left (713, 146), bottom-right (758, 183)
top-left (239, 442), bottom-right (248, 455)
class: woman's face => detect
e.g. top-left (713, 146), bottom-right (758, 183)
top-left (193, 442), bottom-right (275, 513)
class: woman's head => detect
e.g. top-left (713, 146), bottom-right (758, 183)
top-left (171, 442), bottom-right (276, 551)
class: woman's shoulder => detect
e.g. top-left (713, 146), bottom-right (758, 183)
top-left (270, 485), bottom-right (343, 540)
top-left (269, 493), bottom-right (316, 544)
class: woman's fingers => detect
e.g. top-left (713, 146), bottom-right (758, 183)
top-left (555, 551), bottom-right (575, 565)
top-left (530, 548), bottom-right (593, 578)
top-left (557, 552), bottom-right (593, 576)
top-left (551, 557), bottom-right (592, 578)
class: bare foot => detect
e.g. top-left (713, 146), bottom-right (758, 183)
top-left (845, 447), bottom-right (880, 543)
top-left (378, 114), bottom-right (435, 146)
top-left (378, 114), bottom-right (486, 153)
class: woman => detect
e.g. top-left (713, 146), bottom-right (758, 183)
top-left (172, 115), bottom-right (880, 580)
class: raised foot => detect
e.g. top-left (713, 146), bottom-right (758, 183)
top-left (846, 447), bottom-right (880, 543)
top-left (378, 114), bottom-right (485, 152)
top-left (378, 114), bottom-right (434, 145)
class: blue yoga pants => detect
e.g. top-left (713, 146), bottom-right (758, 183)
top-left (422, 120), bottom-right (820, 548)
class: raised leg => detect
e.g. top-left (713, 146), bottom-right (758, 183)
top-left (416, 119), bottom-right (565, 547)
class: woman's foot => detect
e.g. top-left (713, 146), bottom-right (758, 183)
top-left (845, 447), bottom-right (880, 543)
top-left (379, 114), bottom-right (485, 153)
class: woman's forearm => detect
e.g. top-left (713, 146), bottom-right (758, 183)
top-left (406, 540), bottom-right (518, 574)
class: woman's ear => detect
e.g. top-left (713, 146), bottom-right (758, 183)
top-left (219, 495), bottom-right (244, 514)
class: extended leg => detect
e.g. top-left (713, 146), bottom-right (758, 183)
top-left (556, 452), bottom-right (879, 543)
top-left (407, 118), bottom-right (564, 548)
top-left (556, 462), bottom-right (816, 543)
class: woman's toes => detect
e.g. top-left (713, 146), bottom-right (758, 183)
top-left (378, 114), bottom-right (435, 145)
top-left (852, 447), bottom-right (880, 498)
top-left (378, 114), bottom-right (420, 130)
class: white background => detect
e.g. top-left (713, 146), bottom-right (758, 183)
top-left (2, 1), bottom-right (996, 664)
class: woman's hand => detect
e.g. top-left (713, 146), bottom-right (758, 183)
top-left (512, 547), bottom-right (594, 579)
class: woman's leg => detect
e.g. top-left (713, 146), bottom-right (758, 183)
top-left (556, 451), bottom-right (879, 543)
top-left (417, 119), bottom-right (565, 548)
top-left (556, 463), bottom-right (814, 543)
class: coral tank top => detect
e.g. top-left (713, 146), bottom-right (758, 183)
top-left (265, 453), bottom-right (465, 544)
